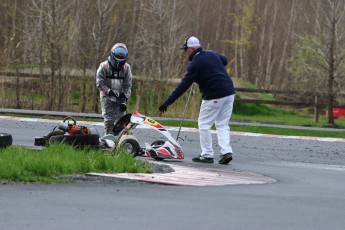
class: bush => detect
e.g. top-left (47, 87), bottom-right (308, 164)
top-left (233, 95), bottom-right (291, 116)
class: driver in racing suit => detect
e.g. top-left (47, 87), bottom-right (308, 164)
top-left (96, 43), bottom-right (132, 135)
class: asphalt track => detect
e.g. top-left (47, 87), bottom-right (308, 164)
top-left (0, 115), bottom-right (345, 230)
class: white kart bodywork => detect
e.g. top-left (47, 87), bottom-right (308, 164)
top-left (100, 111), bottom-right (184, 159)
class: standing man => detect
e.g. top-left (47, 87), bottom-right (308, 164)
top-left (158, 36), bottom-right (235, 164)
top-left (96, 43), bottom-right (132, 135)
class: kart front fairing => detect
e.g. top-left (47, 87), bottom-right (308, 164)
top-left (144, 141), bottom-right (183, 160)
top-left (131, 112), bottom-right (184, 160)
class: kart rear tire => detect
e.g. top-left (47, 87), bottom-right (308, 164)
top-left (46, 131), bottom-right (65, 141)
top-left (35, 131), bottom-right (65, 146)
top-left (49, 134), bottom-right (100, 147)
top-left (120, 138), bottom-right (140, 157)
top-left (0, 133), bottom-right (13, 148)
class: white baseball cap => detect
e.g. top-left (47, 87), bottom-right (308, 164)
top-left (180, 36), bottom-right (201, 50)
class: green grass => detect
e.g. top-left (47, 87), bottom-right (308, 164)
top-left (232, 110), bottom-right (345, 127)
top-left (233, 99), bottom-right (291, 116)
top-left (0, 144), bottom-right (152, 183)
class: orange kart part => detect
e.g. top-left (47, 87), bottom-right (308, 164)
top-left (58, 116), bottom-right (92, 135)
top-left (66, 124), bottom-right (90, 135)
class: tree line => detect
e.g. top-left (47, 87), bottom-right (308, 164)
top-left (1, 0), bottom-right (345, 124)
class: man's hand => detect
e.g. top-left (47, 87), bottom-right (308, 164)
top-left (158, 103), bottom-right (168, 113)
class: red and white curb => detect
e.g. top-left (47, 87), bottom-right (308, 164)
top-left (1, 115), bottom-right (345, 143)
top-left (87, 162), bottom-right (276, 186)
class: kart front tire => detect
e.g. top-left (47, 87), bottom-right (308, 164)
top-left (0, 133), bottom-right (12, 148)
top-left (46, 131), bottom-right (65, 141)
top-left (120, 138), bottom-right (140, 157)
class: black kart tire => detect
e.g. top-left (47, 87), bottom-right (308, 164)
top-left (46, 130), bottom-right (65, 139)
top-left (46, 131), bottom-right (65, 145)
top-left (0, 133), bottom-right (13, 148)
top-left (120, 138), bottom-right (140, 156)
top-left (49, 134), bottom-right (100, 147)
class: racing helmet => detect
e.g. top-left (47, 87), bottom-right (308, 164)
top-left (110, 43), bottom-right (128, 69)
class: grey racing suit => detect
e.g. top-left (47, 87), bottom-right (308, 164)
top-left (96, 60), bottom-right (132, 135)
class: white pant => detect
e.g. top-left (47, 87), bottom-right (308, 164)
top-left (198, 94), bottom-right (235, 158)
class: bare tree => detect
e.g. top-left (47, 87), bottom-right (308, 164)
top-left (27, 0), bottom-right (73, 110)
top-left (321, 1), bottom-right (345, 124)
top-left (90, 0), bottom-right (126, 113)
top-left (9, 0), bottom-right (21, 108)
top-left (92, 0), bottom-right (112, 113)
top-left (134, 0), bottom-right (186, 80)
top-left (226, 0), bottom-right (256, 79)
top-left (275, 0), bottom-right (296, 90)
top-left (3, 0), bottom-right (345, 119)
top-left (290, 0), bottom-right (345, 125)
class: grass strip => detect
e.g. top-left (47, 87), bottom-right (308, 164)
top-left (0, 144), bottom-right (152, 183)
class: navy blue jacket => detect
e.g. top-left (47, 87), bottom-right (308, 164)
top-left (164, 48), bottom-right (235, 105)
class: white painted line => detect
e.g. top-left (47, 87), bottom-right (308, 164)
top-left (265, 161), bottom-right (345, 171)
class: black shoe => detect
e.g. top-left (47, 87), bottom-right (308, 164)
top-left (192, 155), bottom-right (214, 163)
top-left (218, 153), bottom-right (233, 164)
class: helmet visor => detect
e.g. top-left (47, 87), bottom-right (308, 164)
top-left (113, 46), bottom-right (128, 62)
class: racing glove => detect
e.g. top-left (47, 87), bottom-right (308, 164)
top-left (108, 90), bottom-right (119, 98)
top-left (108, 90), bottom-right (127, 100)
top-left (120, 103), bottom-right (127, 112)
top-left (119, 92), bottom-right (127, 101)
top-left (158, 102), bottom-right (168, 113)
top-left (119, 93), bottom-right (128, 112)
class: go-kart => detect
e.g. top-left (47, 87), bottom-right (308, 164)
top-left (34, 112), bottom-right (184, 161)
top-left (34, 116), bottom-right (101, 149)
